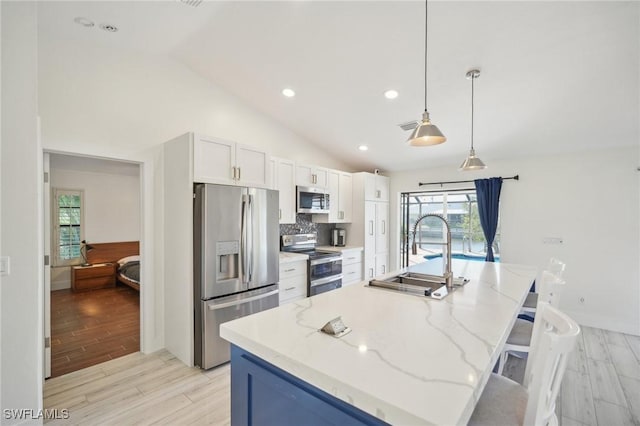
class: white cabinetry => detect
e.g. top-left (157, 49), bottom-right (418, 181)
top-left (272, 157), bottom-right (296, 224)
top-left (363, 173), bottom-right (390, 202)
top-left (193, 134), bottom-right (270, 188)
top-left (313, 169), bottom-right (352, 224)
top-left (279, 260), bottom-right (307, 305)
top-left (341, 250), bottom-right (363, 286)
top-left (352, 172), bottom-right (391, 281)
top-left (296, 164), bottom-right (329, 188)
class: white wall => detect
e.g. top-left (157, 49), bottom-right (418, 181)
top-left (389, 146), bottom-right (640, 335)
top-left (1, 1), bottom-right (43, 422)
top-left (38, 36), bottom-right (352, 171)
top-left (49, 165), bottom-right (140, 290)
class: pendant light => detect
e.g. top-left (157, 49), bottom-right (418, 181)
top-left (407, 0), bottom-right (446, 146)
top-left (459, 69), bottom-right (487, 171)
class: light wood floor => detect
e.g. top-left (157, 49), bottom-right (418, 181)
top-left (44, 326), bottom-right (640, 425)
top-left (51, 285), bottom-right (140, 377)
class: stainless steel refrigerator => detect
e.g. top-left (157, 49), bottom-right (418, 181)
top-left (193, 183), bottom-right (279, 369)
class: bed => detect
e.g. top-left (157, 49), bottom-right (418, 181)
top-left (117, 255), bottom-right (140, 291)
top-left (86, 241), bottom-right (140, 291)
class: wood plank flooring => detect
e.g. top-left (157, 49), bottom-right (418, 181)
top-left (44, 326), bottom-right (640, 425)
top-left (51, 285), bottom-right (140, 377)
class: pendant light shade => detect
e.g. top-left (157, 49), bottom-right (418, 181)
top-left (459, 69), bottom-right (487, 171)
top-left (407, 0), bottom-right (446, 147)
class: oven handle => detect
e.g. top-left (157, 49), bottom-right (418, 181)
top-left (310, 256), bottom-right (342, 266)
top-left (310, 274), bottom-right (343, 287)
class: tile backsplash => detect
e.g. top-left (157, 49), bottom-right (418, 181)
top-left (279, 214), bottom-right (333, 246)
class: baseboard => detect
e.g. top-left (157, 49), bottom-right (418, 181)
top-left (51, 280), bottom-right (70, 291)
top-left (563, 309), bottom-right (640, 336)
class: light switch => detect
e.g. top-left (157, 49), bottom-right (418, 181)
top-left (0, 256), bottom-right (10, 276)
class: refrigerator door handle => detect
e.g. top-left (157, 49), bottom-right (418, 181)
top-left (207, 289), bottom-right (279, 311)
top-left (247, 194), bottom-right (254, 283)
top-left (241, 194), bottom-right (249, 284)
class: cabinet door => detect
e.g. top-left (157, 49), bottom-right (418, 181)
top-left (269, 157), bottom-right (277, 190)
top-left (338, 172), bottom-right (352, 222)
top-left (364, 202), bottom-right (376, 258)
top-left (327, 170), bottom-right (340, 222)
top-left (375, 175), bottom-right (390, 202)
top-left (376, 254), bottom-right (389, 276)
top-left (295, 164), bottom-right (314, 187)
top-left (363, 173), bottom-right (377, 201)
top-left (364, 255), bottom-right (375, 280)
top-left (193, 135), bottom-right (235, 184)
top-left (375, 202), bottom-right (389, 255)
top-left (236, 143), bottom-right (270, 188)
top-left (314, 167), bottom-right (329, 188)
top-left (276, 159), bottom-right (296, 224)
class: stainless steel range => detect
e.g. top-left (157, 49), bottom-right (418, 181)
top-left (281, 234), bottom-right (343, 296)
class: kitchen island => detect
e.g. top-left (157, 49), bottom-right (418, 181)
top-left (220, 259), bottom-right (537, 425)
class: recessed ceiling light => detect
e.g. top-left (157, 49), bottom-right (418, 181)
top-left (100, 23), bottom-right (119, 33)
top-left (73, 17), bottom-right (95, 28)
top-left (358, 145), bottom-right (369, 151)
top-left (282, 88), bottom-right (296, 98)
top-left (384, 90), bottom-right (399, 100)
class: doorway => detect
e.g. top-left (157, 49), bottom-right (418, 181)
top-left (44, 153), bottom-right (142, 378)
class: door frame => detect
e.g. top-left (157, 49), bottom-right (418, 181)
top-left (42, 148), bottom-right (157, 379)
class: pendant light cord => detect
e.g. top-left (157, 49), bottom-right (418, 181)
top-left (424, 0), bottom-right (428, 112)
top-left (471, 73), bottom-right (474, 150)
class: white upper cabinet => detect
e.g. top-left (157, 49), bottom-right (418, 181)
top-left (313, 169), bottom-right (352, 224)
top-left (273, 157), bottom-right (296, 224)
top-left (193, 134), bottom-right (270, 188)
top-left (296, 164), bottom-right (329, 188)
top-left (363, 173), bottom-right (390, 202)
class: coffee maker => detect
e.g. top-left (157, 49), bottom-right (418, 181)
top-left (331, 228), bottom-right (346, 247)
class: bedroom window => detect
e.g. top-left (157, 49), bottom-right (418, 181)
top-left (53, 189), bottom-right (84, 266)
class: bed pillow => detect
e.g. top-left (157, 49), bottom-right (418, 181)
top-left (117, 255), bottom-right (140, 265)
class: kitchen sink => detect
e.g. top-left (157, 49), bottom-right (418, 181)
top-left (368, 272), bottom-right (468, 299)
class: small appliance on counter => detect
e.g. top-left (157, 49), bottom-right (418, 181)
top-left (281, 234), bottom-right (343, 296)
top-left (331, 228), bottom-right (346, 247)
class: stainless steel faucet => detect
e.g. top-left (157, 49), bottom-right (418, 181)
top-left (411, 213), bottom-right (453, 288)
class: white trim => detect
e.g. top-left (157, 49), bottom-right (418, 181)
top-left (563, 308), bottom-right (640, 336)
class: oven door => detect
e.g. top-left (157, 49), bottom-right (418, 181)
top-left (309, 256), bottom-right (342, 280)
top-left (309, 275), bottom-right (342, 296)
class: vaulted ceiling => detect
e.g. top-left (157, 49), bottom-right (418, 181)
top-left (38, 1), bottom-right (639, 172)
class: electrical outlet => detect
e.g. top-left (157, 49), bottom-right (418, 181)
top-left (543, 237), bottom-right (564, 244)
top-left (0, 256), bottom-right (9, 276)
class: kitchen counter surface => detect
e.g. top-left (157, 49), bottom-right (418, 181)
top-left (278, 251), bottom-right (309, 264)
top-left (221, 259), bottom-right (537, 425)
top-left (316, 245), bottom-right (363, 253)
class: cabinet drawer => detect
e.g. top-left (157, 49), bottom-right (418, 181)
top-left (342, 262), bottom-right (362, 285)
top-left (342, 251), bottom-right (362, 266)
top-left (74, 263), bottom-right (115, 280)
top-left (279, 261), bottom-right (307, 280)
top-left (74, 276), bottom-right (115, 291)
top-left (279, 276), bottom-right (307, 303)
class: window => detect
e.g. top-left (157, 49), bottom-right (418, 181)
top-left (53, 189), bottom-right (84, 266)
top-left (400, 189), bottom-right (500, 267)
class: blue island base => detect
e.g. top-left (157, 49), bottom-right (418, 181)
top-left (230, 344), bottom-right (388, 426)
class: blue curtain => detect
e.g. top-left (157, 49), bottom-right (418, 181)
top-left (474, 177), bottom-right (503, 262)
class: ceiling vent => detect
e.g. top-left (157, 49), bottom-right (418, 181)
top-left (179, 0), bottom-right (203, 7)
top-left (398, 121), bottom-right (419, 131)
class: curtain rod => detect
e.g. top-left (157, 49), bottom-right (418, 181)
top-left (418, 174), bottom-right (519, 187)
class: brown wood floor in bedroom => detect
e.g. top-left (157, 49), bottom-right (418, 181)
top-left (50, 285), bottom-right (140, 377)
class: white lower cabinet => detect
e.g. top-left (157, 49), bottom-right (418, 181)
top-left (341, 250), bottom-right (363, 286)
top-left (279, 260), bottom-right (307, 305)
top-left (364, 254), bottom-right (389, 280)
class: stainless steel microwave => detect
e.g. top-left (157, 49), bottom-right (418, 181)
top-left (297, 186), bottom-right (330, 214)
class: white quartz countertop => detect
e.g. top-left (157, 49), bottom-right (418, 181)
top-left (278, 251), bottom-right (309, 264)
top-left (221, 259), bottom-right (537, 425)
top-left (316, 245), bottom-right (363, 253)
